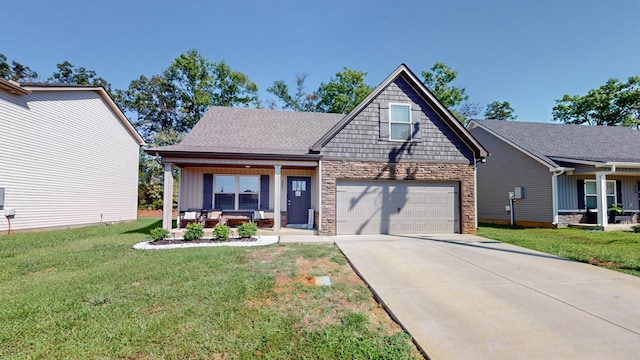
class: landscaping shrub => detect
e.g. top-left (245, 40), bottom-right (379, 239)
top-left (238, 221), bottom-right (258, 238)
top-left (149, 227), bottom-right (169, 241)
top-left (183, 222), bottom-right (204, 241)
top-left (632, 224), bottom-right (640, 233)
top-left (214, 224), bottom-right (230, 241)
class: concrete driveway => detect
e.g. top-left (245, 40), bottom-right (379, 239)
top-left (334, 234), bottom-right (640, 360)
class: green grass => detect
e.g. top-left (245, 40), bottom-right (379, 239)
top-left (478, 224), bottom-right (640, 276)
top-left (0, 218), bottom-right (421, 359)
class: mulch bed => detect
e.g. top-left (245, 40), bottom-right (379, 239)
top-left (151, 237), bottom-right (258, 245)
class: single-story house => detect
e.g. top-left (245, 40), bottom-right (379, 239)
top-left (148, 64), bottom-right (488, 235)
top-left (468, 119), bottom-right (640, 227)
top-left (0, 79), bottom-right (145, 234)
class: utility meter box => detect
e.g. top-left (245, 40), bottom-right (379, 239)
top-left (4, 208), bottom-right (15, 217)
top-left (514, 186), bottom-right (525, 200)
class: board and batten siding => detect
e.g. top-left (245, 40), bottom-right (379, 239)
top-left (557, 174), bottom-right (640, 211)
top-left (179, 167), bottom-right (317, 212)
top-left (470, 127), bottom-right (553, 223)
top-left (321, 77), bottom-right (475, 163)
top-left (0, 90), bottom-right (140, 232)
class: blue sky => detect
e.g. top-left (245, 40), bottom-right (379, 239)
top-left (2, 0), bottom-right (639, 122)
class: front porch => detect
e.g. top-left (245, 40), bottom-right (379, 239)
top-left (554, 159), bottom-right (640, 227)
top-left (158, 156), bottom-right (322, 233)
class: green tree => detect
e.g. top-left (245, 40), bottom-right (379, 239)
top-left (421, 62), bottom-right (477, 123)
top-left (48, 61), bottom-right (112, 94)
top-left (266, 73), bottom-right (318, 111)
top-left (0, 53), bottom-right (38, 81)
top-left (118, 49), bottom-right (259, 209)
top-left (120, 49), bottom-right (259, 139)
top-left (315, 67), bottom-right (373, 114)
top-left (267, 67), bottom-right (373, 114)
top-left (553, 77), bottom-right (640, 128)
top-left (484, 101), bottom-right (517, 120)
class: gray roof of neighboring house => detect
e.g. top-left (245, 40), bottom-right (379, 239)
top-left (471, 119), bottom-right (640, 166)
top-left (151, 106), bottom-right (344, 156)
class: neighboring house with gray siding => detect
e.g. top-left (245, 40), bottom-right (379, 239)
top-left (0, 79), bottom-right (145, 234)
top-left (468, 119), bottom-right (640, 228)
top-left (148, 64), bottom-right (488, 236)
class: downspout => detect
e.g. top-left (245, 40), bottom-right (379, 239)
top-left (551, 168), bottom-right (566, 226)
top-left (474, 158), bottom-right (478, 230)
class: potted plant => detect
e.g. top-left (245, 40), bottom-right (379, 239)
top-left (608, 203), bottom-right (624, 223)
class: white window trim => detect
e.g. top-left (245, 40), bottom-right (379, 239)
top-left (584, 179), bottom-right (616, 208)
top-left (389, 103), bottom-right (412, 141)
top-left (213, 175), bottom-right (260, 210)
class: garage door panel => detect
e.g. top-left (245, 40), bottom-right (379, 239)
top-left (336, 181), bottom-right (459, 235)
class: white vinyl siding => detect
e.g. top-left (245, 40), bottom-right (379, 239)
top-left (0, 90), bottom-right (140, 232)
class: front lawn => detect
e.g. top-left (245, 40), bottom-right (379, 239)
top-left (0, 218), bottom-right (421, 359)
top-left (478, 224), bottom-right (640, 277)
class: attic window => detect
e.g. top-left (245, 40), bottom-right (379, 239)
top-left (389, 104), bottom-right (411, 141)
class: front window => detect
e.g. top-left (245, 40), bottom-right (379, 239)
top-left (584, 180), bottom-right (616, 209)
top-left (390, 104), bottom-right (411, 141)
top-left (214, 176), bottom-right (235, 210)
top-left (238, 176), bottom-right (259, 210)
top-left (214, 175), bottom-right (259, 210)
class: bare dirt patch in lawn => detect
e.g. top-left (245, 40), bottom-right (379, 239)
top-left (248, 248), bottom-right (404, 335)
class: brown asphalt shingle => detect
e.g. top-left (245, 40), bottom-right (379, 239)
top-left (167, 106), bottom-right (344, 155)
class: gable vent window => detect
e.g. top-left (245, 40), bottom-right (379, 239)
top-left (390, 104), bottom-right (412, 141)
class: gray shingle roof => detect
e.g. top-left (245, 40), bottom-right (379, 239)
top-left (472, 120), bottom-right (640, 166)
top-left (156, 106), bottom-right (344, 156)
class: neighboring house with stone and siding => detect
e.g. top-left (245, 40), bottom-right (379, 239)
top-left (148, 64), bottom-right (488, 235)
top-left (0, 79), bottom-right (145, 234)
top-left (468, 119), bottom-right (640, 228)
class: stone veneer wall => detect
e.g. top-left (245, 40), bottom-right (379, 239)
top-left (320, 160), bottom-right (477, 235)
top-left (557, 212), bottom-right (639, 227)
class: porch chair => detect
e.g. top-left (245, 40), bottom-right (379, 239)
top-left (179, 211), bottom-right (199, 228)
top-left (253, 210), bottom-right (275, 228)
top-left (203, 210), bottom-right (223, 228)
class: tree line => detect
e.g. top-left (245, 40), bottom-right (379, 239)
top-left (3, 50), bottom-right (638, 208)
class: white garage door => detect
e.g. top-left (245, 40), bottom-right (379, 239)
top-left (336, 181), bottom-right (459, 235)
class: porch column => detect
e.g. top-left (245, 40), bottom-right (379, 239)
top-left (162, 162), bottom-right (174, 230)
top-left (274, 165), bottom-right (281, 232)
top-left (595, 172), bottom-right (608, 226)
